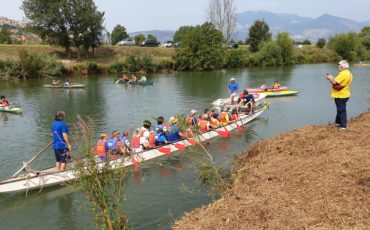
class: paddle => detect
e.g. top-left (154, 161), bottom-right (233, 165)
top-left (216, 126), bottom-right (231, 137)
top-left (131, 156), bottom-right (140, 170)
top-left (236, 122), bottom-right (243, 132)
top-left (158, 147), bottom-right (172, 155)
top-left (12, 141), bottom-right (53, 177)
top-left (186, 138), bottom-right (196, 145)
top-left (174, 143), bottom-right (186, 151)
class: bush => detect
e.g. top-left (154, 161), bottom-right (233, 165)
top-left (294, 46), bottom-right (340, 64)
top-left (328, 32), bottom-right (366, 61)
top-left (107, 61), bottom-right (127, 74)
top-left (140, 55), bottom-right (157, 73)
top-left (157, 60), bottom-right (174, 70)
top-left (316, 38), bottom-right (326, 48)
top-left (125, 55), bottom-right (141, 72)
top-left (42, 55), bottom-right (65, 77)
top-left (276, 32), bottom-right (294, 64)
top-left (73, 61), bottom-right (100, 75)
top-left (224, 50), bottom-right (247, 68)
top-left (258, 41), bottom-right (283, 66)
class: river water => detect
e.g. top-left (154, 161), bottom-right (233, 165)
top-left (0, 64), bottom-right (369, 229)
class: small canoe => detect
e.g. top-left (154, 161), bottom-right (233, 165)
top-left (261, 90), bottom-right (298, 97)
top-left (115, 79), bottom-right (154, 86)
top-left (247, 86), bottom-right (288, 93)
top-left (0, 105), bottom-right (22, 114)
top-left (0, 105), bottom-right (268, 194)
top-left (43, 84), bottom-right (86, 88)
top-left (211, 94), bottom-right (267, 111)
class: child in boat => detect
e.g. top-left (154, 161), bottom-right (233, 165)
top-left (64, 79), bottom-right (72, 86)
top-left (52, 79), bottom-right (61, 86)
top-left (130, 74), bottom-right (137, 82)
top-left (121, 74), bottom-right (129, 82)
top-left (154, 128), bottom-right (169, 146)
top-left (0, 96), bottom-right (9, 107)
top-left (95, 133), bottom-right (108, 160)
top-left (119, 131), bottom-right (131, 153)
top-left (273, 81), bottom-right (281, 89)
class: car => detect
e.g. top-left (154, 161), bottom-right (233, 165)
top-left (228, 43), bottom-right (239, 49)
top-left (161, 41), bottom-right (173, 48)
top-left (173, 42), bottom-right (181, 48)
top-left (140, 39), bottom-right (158, 47)
top-left (118, 38), bottom-right (135, 46)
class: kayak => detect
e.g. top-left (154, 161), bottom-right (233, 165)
top-left (211, 93), bottom-right (267, 111)
top-left (0, 105), bottom-right (22, 114)
top-left (261, 90), bottom-right (298, 97)
top-left (43, 84), bottom-right (86, 88)
top-left (0, 104), bottom-right (267, 194)
top-left (247, 86), bottom-right (288, 93)
top-left (115, 79), bottom-right (154, 86)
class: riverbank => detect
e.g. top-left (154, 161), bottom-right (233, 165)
top-left (174, 111), bottom-right (370, 229)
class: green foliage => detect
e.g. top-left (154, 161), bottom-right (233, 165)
top-left (147, 34), bottom-right (157, 42)
top-left (134, 34), bottom-right (145, 45)
top-left (41, 55), bottom-right (65, 77)
top-left (248, 20), bottom-right (271, 52)
top-left (111, 25), bottom-right (128, 45)
top-left (316, 38), bottom-right (326, 48)
top-left (258, 41), bottom-right (283, 66)
top-left (107, 61), bottom-right (127, 74)
top-left (73, 61), bottom-right (100, 75)
top-left (328, 32), bottom-right (366, 61)
top-left (0, 29), bottom-right (12, 44)
top-left (294, 46), bottom-right (340, 64)
top-left (224, 49), bottom-right (247, 68)
top-left (125, 55), bottom-right (141, 72)
top-left (157, 60), bottom-right (174, 70)
top-left (302, 39), bottom-right (311, 45)
top-left (173, 26), bottom-right (193, 43)
top-left (276, 32), bottom-right (294, 64)
top-left (359, 26), bottom-right (370, 50)
top-left (174, 22), bottom-right (224, 71)
top-left (141, 56), bottom-right (157, 73)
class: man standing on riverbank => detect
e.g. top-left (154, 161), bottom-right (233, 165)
top-left (228, 78), bottom-right (239, 105)
top-left (51, 111), bottom-right (72, 171)
top-left (326, 60), bottom-right (353, 130)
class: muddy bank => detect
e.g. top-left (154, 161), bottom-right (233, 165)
top-left (174, 111), bottom-right (370, 229)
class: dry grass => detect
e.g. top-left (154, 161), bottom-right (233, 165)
top-left (174, 111), bottom-right (370, 229)
top-left (0, 44), bottom-right (175, 67)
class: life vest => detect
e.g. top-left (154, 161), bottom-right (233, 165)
top-left (198, 119), bottom-right (208, 133)
top-left (230, 113), bottom-right (238, 121)
top-left (155, 133), bottom-right (165, 146)
top-left (1, 100), bottom-right (9, 106)
top-left (210, 118), bottom-right (219, 127)
top-left (148, 132), bottom-right (156, 148)
top-left (154, 124), bottom-right (164, 134)
top-left (219, 112), bottom-right (228, 123)
top-left (132, 135), bottom-right (141, 149)
top-left (95, 140), bottom-right (106, 158)
top-left (119, 136), bottom-right (128, 146)
top-left (106, 138), bottom-right (118, 154)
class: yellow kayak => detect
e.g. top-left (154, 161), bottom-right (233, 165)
top-left (261, 90), bottom-right (298, 97)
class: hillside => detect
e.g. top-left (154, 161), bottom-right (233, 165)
top-left (174, 111), bottom-right (370, 229)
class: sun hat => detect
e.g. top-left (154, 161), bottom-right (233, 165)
top-left (169, 116), bottom-right (178, 124)
top-left (230, 78), bottom-right (236, 82)
top-left (191, 109), bottom-right (197, 114)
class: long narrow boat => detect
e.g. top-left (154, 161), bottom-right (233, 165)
top-left (0, 104), bottom-right (267, 194)
top-left (0, 105), bottom-right (23, 114)
top-left (115, 79), bottom-right (154, 86)
top-left (211, 93), bottom-right (267, 111)
top-left (261, 90), bottom-right (298, 97)
top-left (43, 84), bottom-right (86, 88)
top-left (247, 86), bottom-right (288, 93)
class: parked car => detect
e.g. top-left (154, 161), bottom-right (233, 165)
top-left (118, 38), bottom-right (135, 46)
top-left (173, 42), bottom-right (181, 48)
top-left (161, 41), bottom-right (173, 48)
top-left (228, 43), bottom-right (239, 49)
top-left (140, 39), bottom-right (158, 47)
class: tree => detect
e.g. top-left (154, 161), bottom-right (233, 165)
top-left (111, 24), bottom-right (128, 45)
top-left (328, 32), bottom-right (366, 61)
top-left (302, 39), bottom-right (311, 45)
top-left (0, 29), bottom-right (12, 44)
top-left (173, 26), bottom-right (194, 43)
top-left (316, 38), bottom-right (326, 48)
top-left (134, 34), bottom-right (145, 45)
top-left (258, 41), bottom-right (282, 66)
top-left (207, 0), bottom-right (236, 42)
top-left (147, 34), bottom-right (157, 42)
top-left (175, 22), bottom-right (224, 71)
top-left (359, 26), bottom-right (370, 50)
top-left (22, 0), bottom-right (105, 59)
top-left (276, 32), bottom-right (294, 64)
top-left (248, 20), bottom-right (271, 52)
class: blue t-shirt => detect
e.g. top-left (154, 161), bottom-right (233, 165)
top-left (167, 125), bottom-right (182, 143)
top-left (51, 121), bottom-right (68, 150)
top-left (228, 82), bottom-right (239, 94)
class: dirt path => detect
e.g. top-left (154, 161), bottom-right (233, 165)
top-left (174, 111), bottom-right (370, 229)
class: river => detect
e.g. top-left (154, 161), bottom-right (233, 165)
top-left (0, 63), bottom-right (369, 229)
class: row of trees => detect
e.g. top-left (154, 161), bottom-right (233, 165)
top-left (22, 0), bottom-right (105, 59)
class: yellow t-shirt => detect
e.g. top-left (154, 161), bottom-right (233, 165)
top-left (330, 69), bottom-right (352, 98)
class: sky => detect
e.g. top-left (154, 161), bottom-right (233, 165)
top-left (1, 0), bottom-right (369, 32)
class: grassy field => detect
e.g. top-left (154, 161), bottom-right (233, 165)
top-left (0, 44), bottom-right (175, 68)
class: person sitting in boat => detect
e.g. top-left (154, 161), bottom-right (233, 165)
top-left (106, 130), bottom-right (126, 157)
top-left (228, 78), bottom-right (239, 105)
top-left (52, 79), bottom-right (61, 86)
top-left (219, 107), bottom-right (231, 126)
top-left (130, 74), bottom-right (137, 82)
top-left (138, 75), bottom-right (147, 83)
top-left (95, 133), bottom-right (108, 160)
top-left (168, 116), bottom-right (184, 143)
top-left (210, 113), bottom-right (220, 128)
top-left (132, 128), bottom-right (144, 153)
top-left (186, 110), bottom-right (198, 126)
top-left (140, 120), bottom-right (156, 149)
top-left (198, 114), bottom-right (212, 132)
top-left (64, 79), bottom-right (72, 86)
top-left (155, 128), bottom-right (169, 146)
top-left (238, 89), bottom-right (255, 114)
top-left (0, 96), bottom-right (9, 107)
top-left (273, 81), bottom-right (281, 89)
top-left (121, 74), bottom-right (129, 82)
top-left (154, 116), bottom-right (168, 135)
top-left (260, 83), bottom-right (267, 91)
top-left (119, 131), bottom-right (131, 153)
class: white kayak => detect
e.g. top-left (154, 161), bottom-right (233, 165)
top-left (0, 104), bottom-right (268, 194)
top-left (211, 93), bottom-right (267, 111)
top-left (0, 105), bottom-right (23, 114)
top-left (43, 84), bottom-right (85, 88)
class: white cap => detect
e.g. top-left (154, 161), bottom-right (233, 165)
top-left (230, 78), bottom-right (236, 82)
top-left (191, 109), bottom-right (197, 114)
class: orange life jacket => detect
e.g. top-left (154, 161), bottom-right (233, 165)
top-left (210, 118), bottom-right (219, 127)
top-left (148, 132), bottom-right (156, 148)
top-left (230, 113), bottom-right (238, 121)
top-left (132, 135), bottom-right (141, 149)
top-left (95, 140), bottom-right (106, 158)
top-left (219, 112), bottom-right (228, 122)
top-left (198, 119), bottom-right (208, 132)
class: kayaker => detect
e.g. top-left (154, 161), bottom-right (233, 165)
top-left (95, 133), bottom-right (108, 160)
top-left (273, 81), bottom-right (281, 89)
top-left (130, 74), bottom-right (137, 82)
top-left (138, 75), bottom-right (147, 83)
top-left (119, 131), bottom-right (131, 153)
top-left (52, 79), bottom-right (61, 86)
top-left (198, 114), bottom-right (211, 132)
top-left (167, 116), bottom-right (184, 143)
top-left (140, 120), bottom-right (152, 149)
top-left (155, 128), bottom-right (169, 146)
top-left (51, 111), bottom-right (72, 171)
top-left (210, 113), bottom-right (220, 128)
top-left (186, 110), bottom-right (198, 126)
top-left (219, 108), bottom-right (231, 126)
top-left (0, 96), bottom-right (9, 107)
top-left (326, 60), bottom-right (353, 131)
top-left (64, 79), bottom-right (72, 86)
top-left (260, 83), bottom-right (267, 91)
top-left (154, 116), bottom-right (168, 135)
top-left (132, 128), bottom-right (143, 153)
top-left (228, 78), bottom-right (239, 105)
top-left (106, 130), bottom-right (120, 155)
top-left (121, 74), bottom-right (129, 82)
top-left (238, 89), bottom-right (255, 114)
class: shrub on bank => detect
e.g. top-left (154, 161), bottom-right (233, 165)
top-left (107, 61), bottom-right (127, 74)
top-left (73, 61), bottom-right (101, 75)
top-left (294, 46), bottom-right (340, 64)
top-left (224, 49), bottom-right (248, 68)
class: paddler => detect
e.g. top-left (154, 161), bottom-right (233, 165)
top-left (167, 116), bottom-right (184, 143)
top-left (186, 110), bottom-right (198, 126)
top-left (95, 133), bottom-right (108, 160)
top-left (51, 111), bottom-right (72, 171)
top-left (273, 81), bottom-right (281, 89)
top-left (0, 96), bottom-right (9, 106)
top-left (228, 78), bottom-right (239, 105)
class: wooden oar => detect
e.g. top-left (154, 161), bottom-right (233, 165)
top-left (12, 141), bottom-right (53, 177)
